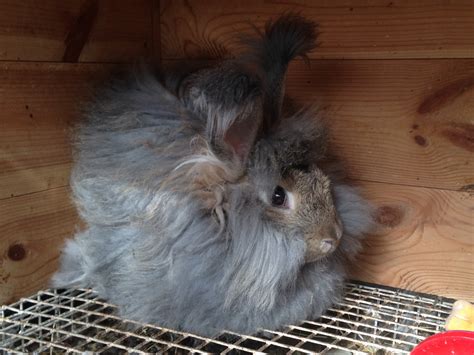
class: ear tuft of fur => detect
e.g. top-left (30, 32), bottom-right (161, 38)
top-left (241, 13), bottom-right (319, 133)
top-left (258, 12), bottom-right (318, 68)
top-left (242, 12), bottom-right (318, 74)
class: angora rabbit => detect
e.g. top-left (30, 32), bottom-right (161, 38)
top-left (53, 14), bottom-right (373, 337)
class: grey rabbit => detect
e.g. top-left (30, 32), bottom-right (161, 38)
top-left (52, 14), bottom-right (373, 337)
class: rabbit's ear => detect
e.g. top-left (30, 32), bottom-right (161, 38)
top-left (207, 81), bottom-right (263, 164)
top-left (183, 63), bottom-right (264, 165)
top-left (241, 13), bottom-right (318, 134)
top-left (220, 102), bottom-right (262, 162)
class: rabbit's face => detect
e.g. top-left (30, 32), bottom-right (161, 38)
top-left (255, 165), bottom-right (342, 263)
top-left (175, 24), bottom-right (342, 265)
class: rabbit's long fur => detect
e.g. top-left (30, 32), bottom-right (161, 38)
top-left (53, 14), bottom-right (373, 336)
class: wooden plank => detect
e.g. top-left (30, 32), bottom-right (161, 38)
top-left (0, 0), bottom-right (153, 63)
top-left (0, 62), bottom-right (114, 200)
top-left (350, 181), bottom-right (474, 301)
top-left (152, 0), bottom-right (162, 61)
top-left (2, 59), bottom-right (472, 201)
top-left (0, 187), bottom-right (79, 304)
top-left (284, 59), bottom-right (474, 191)
top-left (160, 0), bottom-right (474, 60)
top-left (0, 164), bottom-right (72, 200)
top-left (0, 181), bottom-right (471, 304)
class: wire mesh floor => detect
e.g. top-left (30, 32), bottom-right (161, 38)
top-left (1, 281), bottom-right (453, 354)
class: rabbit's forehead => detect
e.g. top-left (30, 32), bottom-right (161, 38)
top-left (285, 170), bottom-right (334, 209)
top-left (283, 167), bottom-right (330, 192)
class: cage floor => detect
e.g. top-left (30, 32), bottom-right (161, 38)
top-left (1, 281), bottom-right (453, 354)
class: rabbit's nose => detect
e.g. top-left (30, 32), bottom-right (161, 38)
top-left (320, 226), bottom-right (341, 253)
top-left (304, 221), bottom-right (343, 262)
top-left (319, 239), bottom-right (335, 254)
top-left (304, 237), bottom-right (337, 263)
top-left (322, 223), bottom-right (342, 244)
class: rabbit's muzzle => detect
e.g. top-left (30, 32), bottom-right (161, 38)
top-left (304, 217), bottom-right (343, 263)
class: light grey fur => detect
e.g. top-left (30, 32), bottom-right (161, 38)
top-left (53, 14), bottom-right (374, 337)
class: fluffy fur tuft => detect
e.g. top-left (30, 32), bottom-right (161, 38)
top-left (246, 12), bottom-right (318, 67)
top-left (241, 13), bottom-right (318, 132)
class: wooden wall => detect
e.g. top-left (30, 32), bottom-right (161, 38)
top-left (0, 0), bottom-right (160, 304)
top-left (1, 0), bottom-right (473, 305)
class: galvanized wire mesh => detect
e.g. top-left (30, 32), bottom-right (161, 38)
top-left (1, 281), bottom-right (453, 354)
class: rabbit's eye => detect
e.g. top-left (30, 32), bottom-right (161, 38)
top-left (272, 186), bottom-right (287, 207)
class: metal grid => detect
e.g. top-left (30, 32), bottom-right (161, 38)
top-left (1, 281), bottom-right (453, 354)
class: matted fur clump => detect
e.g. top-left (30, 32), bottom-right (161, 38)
top-left (53, 14), bottom-right (373, 336)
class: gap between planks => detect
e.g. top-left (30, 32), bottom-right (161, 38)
top-left (0, 177), bottom-right (469, 203)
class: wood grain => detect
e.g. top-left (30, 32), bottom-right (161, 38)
top-left (0, 62), bottom-right (114, 200)
top-left (2, 59), bottom-right (472, 199)
top-left (1, 57), bottom-right (473, 302)
top-left (351, 181), bottom-right (474, 301)
top-left (152, 0), bottom-right (162, 61)
top-left (0, 187), bottom-right (78, 304)
top-left (160, 0), bottom-right (474, 60)
top-left (0, 0), bottom-right (153, 62)
top-left (287, 58), bottom-right (474, 191)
